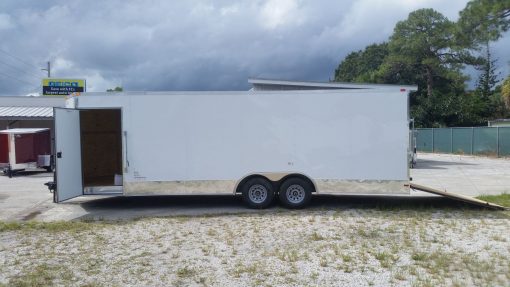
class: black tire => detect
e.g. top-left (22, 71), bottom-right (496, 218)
top-left (279, 177), bottom-right (312, 209)
top-left (241, 177), bottom-right (275, 209)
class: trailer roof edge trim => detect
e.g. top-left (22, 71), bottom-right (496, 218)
top-left (248, 78), bottom-right (418, 91)
top-left (76, 88), bottom-right (414, 97)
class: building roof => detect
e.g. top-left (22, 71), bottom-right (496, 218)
top-left (248, 78), bottom-right (418, 91)
top-left (0, 106), bottom-right (53, 120)
top-left (488, 119), bottom-right (510, 127)
top-left (0, 96), bottom-right (65, 107)
top-left (0, 96), bottom-right (64, 121)
top-left (0, 128), bottom-right (50, 134)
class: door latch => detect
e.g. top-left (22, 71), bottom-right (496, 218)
top-left (57, 152), bottom-right (62, 158)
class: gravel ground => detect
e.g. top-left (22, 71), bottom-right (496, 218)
top-left (1, 208), bottom-right (509, 287)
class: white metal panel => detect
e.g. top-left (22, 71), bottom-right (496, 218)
top-left (54, 108), bottom-right (83, 202)
top-left (288, 92), bottom-right (408, 180)
top-left (186, 95), bottom-right (243, 179)
top-left (239, 93), bottom-right (296, 174)
top-left (127, 95), bottom-right (188, 181)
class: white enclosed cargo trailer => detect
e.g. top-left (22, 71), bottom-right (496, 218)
top-left (52, 80), bottom-right (417, 208)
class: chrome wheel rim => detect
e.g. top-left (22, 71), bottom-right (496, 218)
top-left (286, 184), bottom-right (305, 203)
top-left (248, 184), bottom-right (268, 203)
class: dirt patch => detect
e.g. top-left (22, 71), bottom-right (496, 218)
top-left (22, 211), bottom-right (42, 221)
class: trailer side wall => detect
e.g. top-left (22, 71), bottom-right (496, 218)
top-left (75, 90), bottom-right (409, 195)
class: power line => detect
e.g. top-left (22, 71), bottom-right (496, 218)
top-left (0, 48), bottom-right (42, 71)
top-left (0, 58), bottom-right (43, 80)
top-left (0, 70), bottom-right (37, 86)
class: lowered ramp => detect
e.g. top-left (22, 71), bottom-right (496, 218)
top-left (410, 183), bottom-right (508, 211)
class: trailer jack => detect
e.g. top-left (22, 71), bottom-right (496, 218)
top-left (2, 165), bottom-right (12, 178)
top-left (45, 181), bottom-right (56, 193)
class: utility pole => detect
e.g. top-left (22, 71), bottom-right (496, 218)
top-left (41, 61), bottom-right (50, 78)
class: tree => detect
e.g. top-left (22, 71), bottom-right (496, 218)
top-left (331, 5), bottom-right (510, 127)
top-left (475, 42), bottom-right (499, 99)
top-left (503, 75), bottom-right (510, 109)
top-left (458, 0), bottom-right (510, 45)
top-left (475, 42), bottom-right (500, 121)
top-left (458, 0), bottom-right (510, 122)
top-left (385, 9), bottom-right (472, 98)
top-left (106, 86), bottom-right (123, 92)
top-left (334, 43), bottom-right (389, 83)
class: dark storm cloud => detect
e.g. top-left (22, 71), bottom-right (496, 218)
top-left (0, 0), bottom-right (506, 96)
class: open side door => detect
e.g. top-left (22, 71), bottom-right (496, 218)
top-left (54, 108), bottom-right (83, 202)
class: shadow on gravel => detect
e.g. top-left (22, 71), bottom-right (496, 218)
top-left (413, 159), bottom-right (475, 170)
top-left (72, 193), bottom-right (507, 221)
top-left (1, 171), bottom-right (53, 178)
top-left (79, 195), bottom-right (244, 210)
top-left (311, 194), bottom-right (504, 212)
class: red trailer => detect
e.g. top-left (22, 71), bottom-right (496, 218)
top-left (0, 128), bottom-right (52, 177)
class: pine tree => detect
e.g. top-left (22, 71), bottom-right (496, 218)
top-left (475, 41), bottom-right (499, 99)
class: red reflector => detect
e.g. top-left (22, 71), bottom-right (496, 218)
top-left (400, 88), bottom-right (406, 92)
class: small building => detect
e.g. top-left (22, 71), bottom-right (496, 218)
top-left (0, 96), bottom-right (66, 138)
top-left (0, 128), bottom-right (52, 176)
top-left (488, 119), bottom-right (510, 127)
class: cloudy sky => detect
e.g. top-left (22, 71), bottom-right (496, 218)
top-left (0, 0), bottom-right (509, 96)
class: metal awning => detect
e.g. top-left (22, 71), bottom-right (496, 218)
top-left (0, 106), bottom-right (54, 120)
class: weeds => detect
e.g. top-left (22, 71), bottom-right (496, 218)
top-left (176, 266), bottom-right (196, 278)
top-left (0, 220), bottom-right (104, 233)
top-left (310, 231), bottom-right (325, 241)
top-left (476, 193), bottom-right (510, 207)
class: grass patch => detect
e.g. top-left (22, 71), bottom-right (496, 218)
top-left (0, 220), bottom-right (105, 233)
top-left (374, 252), bottom-right (397, 268)
top-left (233, 263), bottom-right (259, 277)
top-left (476, 193), bottom-right (510, 207)
top-left (277, 249), bottom-right (299, 262)
top-left (310, 231), bottom-right (325, 241)
top-left (8, 263), bottom-right (73, 286)
top-left (411, 252), bottom-right (428, 261)
top-left (176, 266), bottom-right (196, 278)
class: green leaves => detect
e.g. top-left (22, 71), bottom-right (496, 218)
top-left (334, 43), bottom-right (388, 83)
top-left (502, 76), bottom-right (510, 109)
top-left (333, 3), bottom-right (510, 127)
top-left (457, 0), bottom-right (510, 45)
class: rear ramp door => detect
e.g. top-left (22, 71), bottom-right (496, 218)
top-left (410, 183), bottom-right (507, 210)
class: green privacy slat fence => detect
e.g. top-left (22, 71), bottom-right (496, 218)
top-left (452, 128), bottom-right (471, 154)
top-left (416, 128), bottom-right (433, 152)
top-left (415, 127), bottom-right (510, 157)
top-left (499, 128), bottom-right (510, 156)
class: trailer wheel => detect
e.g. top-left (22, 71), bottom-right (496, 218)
top-left (241, 177), bottom-right (274, 209)
top-left (279, 178), bottom-right (312, 209)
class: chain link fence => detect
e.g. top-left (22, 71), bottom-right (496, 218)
top-left (415, 127), bottom-right (510, 157)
